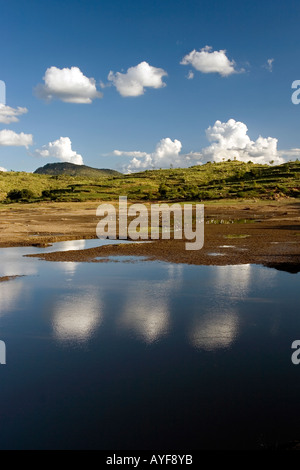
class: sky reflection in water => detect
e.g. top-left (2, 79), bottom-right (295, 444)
top-left (0, 240), bottom-right (284, 350)
top-left (0, 239), bottom-right (299, 449)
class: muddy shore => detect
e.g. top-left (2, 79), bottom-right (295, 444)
top-left (3, 200), bottom-right (296, 273)
top-left (0, 275), bottom-right (23, 282)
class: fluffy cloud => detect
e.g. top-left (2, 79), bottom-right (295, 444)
top-left (0, 166), bottom-right (7, 172)
top-left (278, 148), bottom-right (300, 159)
top-left (113, 150), bottom-right (149, 158)
top-left (264, 58), bottom-right (274, 72)
top-left (199, 119), bottom-right (284, 164)
top-left (181, 46), bottom-right (239, 77)
top-left (35, 66), bottom-right (102, 103)
top-left (114, 119), bottom-right (288, 172)
top-left (0, 104), bottom-right (28, 124)
top-left (0, 129), bottom-right (33, 147)
top-left (116, 138), bottom-right (188, 173)
top-left (108, 61), bottom-right (167, 97)
top-left (34, 137), bottom-right (83, 165)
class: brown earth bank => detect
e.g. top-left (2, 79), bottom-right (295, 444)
top-left (0, 275), bottom-right (23, 282)
top-left (6, 199), bottom-right (297, 273)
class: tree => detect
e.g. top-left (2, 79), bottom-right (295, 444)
top-left (6, 189), bottom-right (35, 201)
top-left (158, 183), bottom-right (168, 198)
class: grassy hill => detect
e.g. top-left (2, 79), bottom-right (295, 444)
top-left (0, 160), bottom-right (299, 203)
top-left (34, 162), bottom-right (121, 177)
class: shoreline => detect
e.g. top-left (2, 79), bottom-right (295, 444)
top-left (0, 275), bottom-right (23, 282)
top-left (0, 200), bottom-right (299, 273)
top-left (26, 234), bottom-right (300, 273)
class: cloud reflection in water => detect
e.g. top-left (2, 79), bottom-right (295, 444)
top-left (52, 289), bottom-right (102, 343)
top-left (0, 279), bottom-right (26, 316)
top-left (189, 309), bottom-right (238, 351)
top-left (118, 264), bottom-right (183, 344)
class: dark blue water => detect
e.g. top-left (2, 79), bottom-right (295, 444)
top-left (0, 240), bottom-right (299, 449)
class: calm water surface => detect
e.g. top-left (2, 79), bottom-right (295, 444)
top-left (0, 239), bottom-right (299, 449)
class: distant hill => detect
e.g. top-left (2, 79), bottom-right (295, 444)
top-left (1, 160), bottom-right (299, 203)
top-left (34, 162), bottom-right (121, 177)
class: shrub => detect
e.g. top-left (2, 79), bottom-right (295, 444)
top-left (6, 188), bottom-right (35, 201)
top-left (158, 183), bottom-right (168, 198)
top-left (42, 190), bottom-right (52, 199)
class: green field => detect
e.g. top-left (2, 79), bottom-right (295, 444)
top-left (1, 160), bottom-right (300, 204)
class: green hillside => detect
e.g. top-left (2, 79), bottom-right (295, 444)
top-left (0, 160), bottom-right (299, 203)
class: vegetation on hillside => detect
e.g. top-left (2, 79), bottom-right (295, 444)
top-left (34, 162), bottom-right (120, 177)
top-left (1, 160), bottom-right (299, 204)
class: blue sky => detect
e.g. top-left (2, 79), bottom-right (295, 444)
top-left (1, 0), bottom-right (300, 172)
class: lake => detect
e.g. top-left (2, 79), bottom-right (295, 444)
top-left (0, 239), bottom-right (299, 450)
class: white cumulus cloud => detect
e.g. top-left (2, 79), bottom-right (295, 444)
top-left (0, 104), bottom-right (28, 124)
top-left (181, 46), bottom-right (240, 77)
top-left (113, 119), bottom-right (290, 172)
top-left (108, 61), bottom-right (168, 97)
top-left (35, 66), bottom-right (102, 103)
top-left (113, 150), bottom-right (149, 158)
top-left (0, 166), bottom-right (7, 172)
top-left (0, 129), bottom-right (33, 147)
top-left (34, 137), bottom-right (83, 165)
top-left (116, 138), bottom-right (188, 173)
top-left (199, 119), bottom-right (284, 164)
top-left (278, 148), bottom-right (300, 159)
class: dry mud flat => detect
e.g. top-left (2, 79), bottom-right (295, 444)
top-left (0, 201), bottom-right (101, 248)
top-left (4, 200), bottom-right (297, 273)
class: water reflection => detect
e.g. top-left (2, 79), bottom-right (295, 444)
top-left (55, 240), bottom-right (86, 252)
top-left (118, 264), bottom-right (183, 343)
top-left (189, 309), bottom-right (238, 351)
top-left (119, 287), bottom-right (170, 343)
top-left (0, 241), bottom-right (281, 352)
top-left (214, 264), bottom-right (277, 298)
top-left (0, 248), bottom-right (38, 277)
top-left (52, 289), bottom-right (102, 343)
top-left (187, 264), bottom-right (279, 350)
top-left (214, 264), bottom-right (252, 298)
top-left (1, 239), bottom-right (299, 451)
top-left (53, 241), bottom-right (86, 278)
top-left (0, 279), bottom-right (26, 316)
top-left (58, 262), bottom-right (80, 277)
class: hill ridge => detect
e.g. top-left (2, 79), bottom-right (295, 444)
top-left (34, 162), bottom-right (120, 177)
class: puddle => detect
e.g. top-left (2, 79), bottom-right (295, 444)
top-left (206, 218), bottom-right (257, 225)
top-left (94, 255), bottom-right (149, 263)
top-left (218, 245), bottom-right (248, 252)
top-left (207, 252), bottom-right (226, 257)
